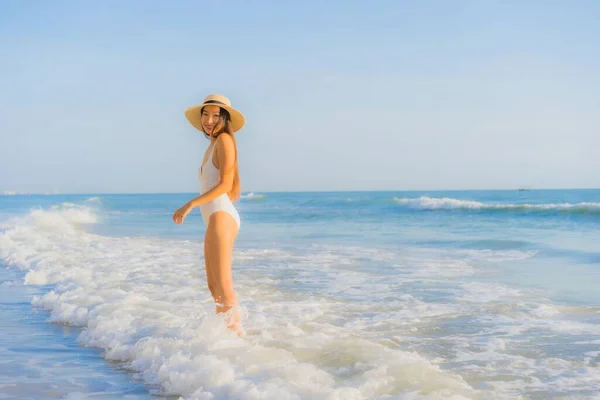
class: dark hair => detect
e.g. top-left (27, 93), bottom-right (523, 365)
top-left (199, 106), bottom-right (241, 202)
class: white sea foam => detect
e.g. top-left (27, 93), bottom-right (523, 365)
top-left (455, 249), bottom-right (539, 262)
top-left (1, 203), bottom-right (479, 399)
top-left (2, 203), bottom-right (600, 399)
top-left (241, 192), bottom-right (266, 201)
top-left (393, 196), bottom-right (600, 212)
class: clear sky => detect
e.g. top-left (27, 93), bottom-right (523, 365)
top-left (1, 0), bottom-right (598, 194)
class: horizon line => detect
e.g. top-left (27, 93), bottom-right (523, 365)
top-left (2, 187), bottom-right (599, 196)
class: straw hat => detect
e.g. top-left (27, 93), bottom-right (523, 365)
top-left (184, 94), bottom-right (245, 133)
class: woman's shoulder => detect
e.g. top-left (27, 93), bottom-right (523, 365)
top-left (216, 133), bottom-right (234, 149)
top-left (214, 134), bottom-right (235, 159)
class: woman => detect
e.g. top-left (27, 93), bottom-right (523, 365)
top-left (172, 93), bottom-right (244, 334)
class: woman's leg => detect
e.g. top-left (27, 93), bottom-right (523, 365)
top-left (205, 211), bottom-right (240, 331)
top-left (204, 236), bottom-right (216, 307)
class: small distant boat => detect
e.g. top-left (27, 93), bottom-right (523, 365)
top-left (517, 187), bottom-right (533, 191)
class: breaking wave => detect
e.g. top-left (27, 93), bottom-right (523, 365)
top-left (392, 196), bottom-right (600, 214)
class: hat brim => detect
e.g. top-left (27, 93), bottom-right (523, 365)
top-left (185, 103), bottom-right (245, 133)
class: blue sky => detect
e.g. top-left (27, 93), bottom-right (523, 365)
top-left (1, 0), bottom-right (598, 193)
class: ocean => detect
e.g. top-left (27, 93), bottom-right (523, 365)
top-left (1, 189), bottom-right (599, 399)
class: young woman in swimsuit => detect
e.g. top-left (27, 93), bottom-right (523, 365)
top-left (172, 94), bottom-right (244, 334)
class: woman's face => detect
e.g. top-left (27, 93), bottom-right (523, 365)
top-left (201, 105), bottom-right (222, 135)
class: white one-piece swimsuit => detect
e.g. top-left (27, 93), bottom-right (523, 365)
top-left (198, 142), bottom-right (241, 229)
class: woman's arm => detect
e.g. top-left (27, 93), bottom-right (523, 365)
top-left (172, 134), bottom-right (236, 224)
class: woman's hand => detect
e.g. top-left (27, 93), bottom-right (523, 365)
top-left (173, 202), bottom-right (193, 225)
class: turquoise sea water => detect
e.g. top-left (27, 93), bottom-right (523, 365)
top-left (1, 189), bottom-right (599, 399)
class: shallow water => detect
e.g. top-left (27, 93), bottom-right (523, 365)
top-left (1, 190), bottom-right (599, 399)
top-left (0, 265), bottom-right (160, 399)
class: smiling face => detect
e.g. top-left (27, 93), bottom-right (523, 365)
top-left (200, 105), bottom-right (223, 136)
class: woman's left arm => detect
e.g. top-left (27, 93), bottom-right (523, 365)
top-left (172, 134), bottom-right (236, 224)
